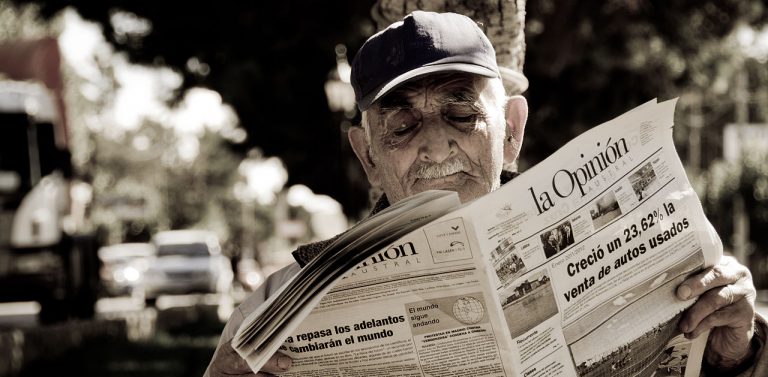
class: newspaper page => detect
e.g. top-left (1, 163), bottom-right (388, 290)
top-left (468, 98), bottom-right (721, 377)
top-left (273, 209), bottom-right (517, 376)
top-left (240, 99), bottom-right (721, 377)
top-left (235, 190), bottom-right (467, 371)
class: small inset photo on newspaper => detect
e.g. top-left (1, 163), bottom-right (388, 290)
top-left (565, 253), bottom-right (705, 377)
top-left (574, 314), bottom-right (685, 377)
top-left (590, 191), bottom-right (623, 230)
top-left (491, 238), bottom-right (527, 284)
top-left (500, 269), bottom-right (558, 338)
top-left (540, 221), bottom-right (575, 259)
top-left (405, 293), bottom-right (490, 336)
top-left (629, 162), bottom-right (659, 201)
top-left (655, 334), bottom-right (694, 377)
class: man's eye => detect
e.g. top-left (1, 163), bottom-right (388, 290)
top-left (393, 122), bottom-right (418, 135)
top-left (386, 109), bottom-right (421, 137)
top-left (445, 113), bottom-right (477, 124)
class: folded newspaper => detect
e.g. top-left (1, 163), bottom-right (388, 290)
top-left (234, 98), bottom-right (722, 377)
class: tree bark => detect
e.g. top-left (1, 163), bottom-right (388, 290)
top-left (370, 0), bottom-right (528, 94)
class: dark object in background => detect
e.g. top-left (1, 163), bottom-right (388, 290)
top-left (0, 82), bottom-right (100, 324)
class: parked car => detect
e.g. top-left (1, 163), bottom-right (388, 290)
top-left (142, 230), bottom-right (233, 306)
top-left (98, 243), bottom-right (154, 297)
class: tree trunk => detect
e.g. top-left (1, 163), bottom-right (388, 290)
top-left (370, 0), bottom-right (528, 94)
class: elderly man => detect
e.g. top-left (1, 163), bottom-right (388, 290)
top-left (207, 11), bottom-right (765, 377)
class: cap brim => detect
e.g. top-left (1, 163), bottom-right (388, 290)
top-left (357, 63), bottom-right (499, 111)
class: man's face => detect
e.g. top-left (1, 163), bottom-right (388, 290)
top-left (356, 74), bottom-right (507, 203)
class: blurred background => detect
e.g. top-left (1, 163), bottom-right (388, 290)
top-left (0, 0), bottom-right (767, 375)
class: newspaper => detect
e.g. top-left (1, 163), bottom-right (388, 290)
top-left (234, 98), bottom-right (722, 377)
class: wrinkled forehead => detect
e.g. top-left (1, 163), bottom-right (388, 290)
top-left (375, 73), bottom-right (485, 112)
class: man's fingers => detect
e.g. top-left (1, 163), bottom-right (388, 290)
top-left (679, 284), bottom-right (753, 336)
top-left (219, 341), bottom-right (253, 373)
top-left (208, 342), bottom-right (257, 376)
top-left (685, 301), bottom-right (754, 340)
top-left (259, 352), bottom-right (292, 375)
top-left (676, 257), bottom-right (749, 300)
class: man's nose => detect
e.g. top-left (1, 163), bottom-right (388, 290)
top-left (418, 120), bottom-right (456, 163)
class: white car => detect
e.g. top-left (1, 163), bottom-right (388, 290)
top-left (142, 230), bottom-right (233, 305)
top-left (98, 243), bottom-right (154, 297)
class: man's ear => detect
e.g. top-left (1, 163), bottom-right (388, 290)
top-left (348, 127), bottom-right (381, 187)
top-left (504, 95), bottom-right (529, 165)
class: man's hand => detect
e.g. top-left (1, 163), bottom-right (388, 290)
top-left (207, 342), bottom-right (292, 377)
top-left (676, 256), bottom-right (757, 370)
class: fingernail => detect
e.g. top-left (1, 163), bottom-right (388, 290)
top-left (677, 285), bottom-right (691, 300)
top-left (278, 355), bottom-right (292, 370)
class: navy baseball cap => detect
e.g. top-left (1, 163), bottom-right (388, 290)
top-left (351, 11), bottom-right (500, 112)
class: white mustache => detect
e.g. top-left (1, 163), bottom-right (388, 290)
top-left (414, 157), bottom-right (467, 179)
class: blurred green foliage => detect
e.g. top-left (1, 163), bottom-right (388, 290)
top-left (522, 0), bottom-right (768, 260)
top-left (9, 0), bottom-right (378, 217)
top-left (523, 0), bottom-right (767, 167)
top-left (700, 147), bottom-right (768, 250)
top-left (0, 0), bottom-right (48, 39)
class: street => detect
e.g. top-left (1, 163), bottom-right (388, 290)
top-left (0, 293), bottom-right (240, 377)
top-left (0, 293), bottom-right (236, 329)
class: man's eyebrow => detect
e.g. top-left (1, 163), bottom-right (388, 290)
top-left (377, 95), bottom-right (412, 113)
top-left (438, 90), bottom-right (478, 105)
